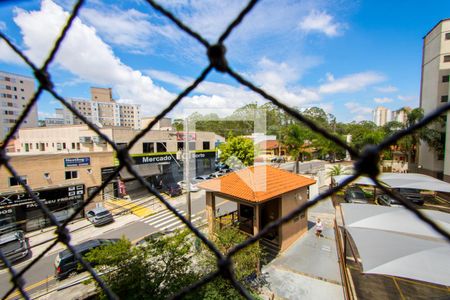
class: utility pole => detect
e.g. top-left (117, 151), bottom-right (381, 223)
top-left (184, 119), bottom-right (192, 222)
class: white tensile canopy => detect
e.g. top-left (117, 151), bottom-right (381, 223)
top-left (341, 204), bottom-right (450, 286)
top-left (333, 173), bottom-right (450, 193)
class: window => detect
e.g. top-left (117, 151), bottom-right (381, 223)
top-left (442, 95), bottom-right (449, 103)
top-left (20, 80), bottom-right (23, 84)
top-left (9, 176), bottom-right (27, 186)
top-left (177, 142), bottom-right (184, 150)
top-left (156, 142), bottom-right (166, 152)
top-left (446, 32), bottom-right (450, 40)
top-left (444, 55), bottom-right (450, 63)
top-left (117, 143), bottom-right (127, 150)
top-left (29, 143), bottom-right (32, 150)
top-left (63, 143), bottom-right (66, 149)
top-left (72, 143), bottom-right (75, 149)
top-left (203, 141), bottom-right (210, 150)
top-left (143, 142), bottom-right (155, 153)
top-left (39, 143), bottom-right (45, 151)
top-left (77, 143), bottom-right (80, 150)
top-left (443, 75), bottom-right (450, 83)
top-left (57, 143), bottom-right (62, 150)
top-left (24, 143), bottom-right (29, 152)
top-left (65, 171), bottom-right (78, 180)
top-left (189, 141), bottom-right (196, 150)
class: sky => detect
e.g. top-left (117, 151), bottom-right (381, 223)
top-left (0, 0), bottom-right (449, 123)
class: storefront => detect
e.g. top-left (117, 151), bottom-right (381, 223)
top-left (0, 184), bottom-right (85, 232)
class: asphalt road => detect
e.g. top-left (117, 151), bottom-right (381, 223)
top-left (0, 192), bottom-right (235, 299)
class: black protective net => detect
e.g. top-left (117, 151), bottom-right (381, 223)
top-left (0, 1), bottom-right (449, 299)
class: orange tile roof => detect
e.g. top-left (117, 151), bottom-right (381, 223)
top-left (257, 140), bottom-right (280, 150)
top-left (198, 165), bottom-right (316, 203)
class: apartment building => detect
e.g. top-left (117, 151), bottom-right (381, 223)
top-left (61, 87), bottom-right (141, 129)
top-left (418, 19), bottom-right (450, 182)
top-left (372, 106), bottom-right (392, 126)
top-left (0, 71), bottom-right (38, 140)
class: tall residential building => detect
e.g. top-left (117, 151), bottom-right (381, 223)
top-left (392, 107), bottom-right (411, 125)
top-left (372, 106), bottom-right (392, 126)
top-left (418, 19), bottom-right (450, 182)
top-left (62, 87), bottom-right (141, 129)
top-left (0, 71), bottom-right (38, 139)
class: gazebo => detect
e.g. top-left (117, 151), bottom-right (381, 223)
top-left (198, 165), bottom-right (316, 252)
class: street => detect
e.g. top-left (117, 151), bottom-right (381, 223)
top-left (0, 191), bottom-right (236, 299)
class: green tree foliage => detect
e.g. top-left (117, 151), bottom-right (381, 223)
top-left (219, 136), bottom-right (255, 168)
top-left (197, 226), bottom-right (262, 300)
top-left (85, 232), bottom-right (200, 300)
top-left (282, 124), bottom-right (310, 173)
top-left (327, 164), bottom-right (351, 178)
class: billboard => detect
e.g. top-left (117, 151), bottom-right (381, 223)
top-left (64, 157), bottom-right (91, 167)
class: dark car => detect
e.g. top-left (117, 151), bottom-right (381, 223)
top-left (376, 194), bottom-right (402, 207)
top-left (162, 183), bottom-right (182, 197)
top-left (54, 239), bottom-right (119, 280)
top-left (271, 156), bottom-right (286, 163)
top-left (392, 188), bottom-right (424, 205)
top-left (344, 186), bottom-right (368, 204)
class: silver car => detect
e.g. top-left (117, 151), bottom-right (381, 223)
top-left (0, 230), bottom-right (29, 264)
top-left (86, 207), bottom-right (114, 226)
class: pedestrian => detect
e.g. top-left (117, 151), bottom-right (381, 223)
top-left (315, 218), bottom-right (323, 237)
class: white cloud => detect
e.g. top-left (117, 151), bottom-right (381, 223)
top-left (397, 95), bottom-right (416, 102)
top-left (375, 85), bottom-right (398, 93)
top-left (318, 71), bottom-right (385, 94)
top-left (0, 21), bottom-right (6, 31)
top-left (13, 0), bottom-right (174, 116)
top-left (345, 102), bottom-right (372, 115)
top-left (374, 97), bottom-right (393, 103)
top-left (298, 10), bottom-right (345, 37)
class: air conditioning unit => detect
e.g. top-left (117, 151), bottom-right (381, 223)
top-left (79, 136), bottom-right (93, 143)
top-left (92, 136), bottom-right (106, 144)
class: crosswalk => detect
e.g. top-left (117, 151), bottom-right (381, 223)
top-left (141, 208), bottom-right (203, 231)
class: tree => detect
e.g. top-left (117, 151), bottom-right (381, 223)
top-left (85, 232), bottom-right (200, 300)
top-left (219, 136), bottom-right (255, 168)
top-left (198, 226), bottom-right (262, 299)
top-left (282, 124), bottom-right (311, 173)
top-left (172, 119), bottom-right (184, 131)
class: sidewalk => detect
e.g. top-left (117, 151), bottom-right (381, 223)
top-left (263, 198), bottom-right (344, 300)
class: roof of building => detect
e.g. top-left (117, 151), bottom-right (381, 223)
top-left (257, 140), bottom-right (280, 150)
top-left (198, 165), bottom-right (316, 203)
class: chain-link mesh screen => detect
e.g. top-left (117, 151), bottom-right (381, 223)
top-left (0, 0), bottom-right (449, 299)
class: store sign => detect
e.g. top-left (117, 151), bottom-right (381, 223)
top-left (64, 157), bottom-right (90, 167)
top-left (133, 154), bottom-right (173, 165)
top-left (101, 166), bottom-right (118, 181)
top-left (193, 151), bottom-right (216, 160)
top-left (0, 185), bottom-right (85, 209)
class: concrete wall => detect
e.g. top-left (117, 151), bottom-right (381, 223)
top-left (280, 188), bottom-right (308, 251)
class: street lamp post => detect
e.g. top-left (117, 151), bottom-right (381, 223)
top-left (184, 119), bottom-right (192, 222)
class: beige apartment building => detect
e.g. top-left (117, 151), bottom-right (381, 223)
top-left (372, 106), bottom-right (392, 126)
top-left (0, 71), bottom-right (38, 140)
top-left (60, 87), bottom-right (141, 129)
top-left (418, 19), bottom-right (450, 182)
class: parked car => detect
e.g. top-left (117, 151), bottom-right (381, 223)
top-left (271, 156), bottom-right (286, 163)
top-left (376, 194), bottom-right (402, 207)
top-left (162, 183), bottom-right (182, 197)
top-left (86, 207), bottom-right (114, 226)
top-left (215, 162), bottom-right (230, 172)
top-left (54, 239), bottom-right (119, 280)
top-left (194, 175), bottom-right (209, 181)
top-left (207, 172), bottom-right (223, 179)
top-left (0, 230), bottom-right (29, 264)
top-left (177, 180), bottom-right (200, 192)
top-left (392, 188), bottom-right (424, 205)
top-left (344, 186), bottom-right (368, 204)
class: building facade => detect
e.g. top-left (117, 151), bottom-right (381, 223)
top-left (418, 19), bottom-right (450, 182)
top-left (61, 87), bottom-right (141, 129)
top-left (0, 71), bottom-right (38, 140)
top-left (372, 106), bottom-right (392, 127)
top-left (0, 152), bottom-right (114, 232)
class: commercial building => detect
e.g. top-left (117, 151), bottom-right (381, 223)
top-left (418, 19), bottom-right (450, 182)
top-left (0, 152), bottom-right (114, 232)
top-left (60, 87), bottom-right (141, 129)
top-left (0, 71), bottom-right (38, 140)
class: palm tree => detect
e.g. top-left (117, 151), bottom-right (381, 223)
top-left (282, 124), bottom-right (310, 173)
top-left (327, 164), bottom-right (350, 178)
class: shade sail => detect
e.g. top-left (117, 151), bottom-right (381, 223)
top-left (341, 204), bottom-right (450, 286)
top-left (333, 173), bottom-right (450, 193)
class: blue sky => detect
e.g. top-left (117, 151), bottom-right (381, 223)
top-left (0, 0), bottom-right (449, 122)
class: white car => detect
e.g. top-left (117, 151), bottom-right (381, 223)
top-left (177, 180), bottom-right (200, 192)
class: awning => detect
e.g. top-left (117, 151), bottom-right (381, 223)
top-left (119, 164), bottom-right (161, 180)
top-left (333, 173), bottom-right (450, 193)
top-left (341, 204), bottom-right (450, 286)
